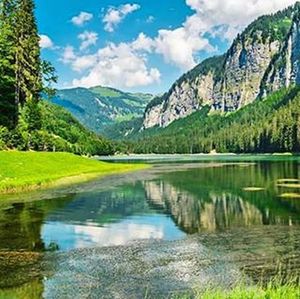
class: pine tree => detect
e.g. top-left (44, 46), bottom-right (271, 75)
top-left (0, 0), bottom-right (18, 128)
top-left (15, 0), bottom-right (42, 130)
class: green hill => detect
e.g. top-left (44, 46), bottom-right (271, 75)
top-left (49, 86), bottom-right (153, 135)
top-left (0, 100), bottom-right (113, 156)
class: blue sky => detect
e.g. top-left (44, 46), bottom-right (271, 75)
top-left (36, 0), bottom-right (298, 94)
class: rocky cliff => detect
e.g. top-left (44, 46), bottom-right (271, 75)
top-left (262, 12), bottom-right (300, 94)
top-left (143, 3), bottom-right (300, 129)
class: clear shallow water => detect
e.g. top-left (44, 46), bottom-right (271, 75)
top-left (1, 160), bottom-right (300, 297)
top-left (0, 162), bottom-right (300, 252)
top-left (42, 214), bottom-right (184, 251)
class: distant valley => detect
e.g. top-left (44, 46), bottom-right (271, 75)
top-left (46, 3), bottom-right (300, 153)
top-left (48, 86), bottom-right (153, 137)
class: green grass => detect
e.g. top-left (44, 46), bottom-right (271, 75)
top-left (172, 279), bottom-right (300, 299)
top-left (199, 285), bottom-right (300, 299)
top-left (90, 86), bottom-right (122, 97)
top-left (0, 151), bottom-right (147, 193)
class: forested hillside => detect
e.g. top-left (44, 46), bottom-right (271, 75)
top-left (50, 86), bottom-right (153, 135)
top-left (125, 87), bottom-right (300, 154)
top-left (102, 117), bottom-right (144, 140)
top-left (0, 0), bottom-right (113, 155)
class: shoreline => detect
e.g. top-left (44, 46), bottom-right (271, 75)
top-left (0, 151), bottom-right (149, 195)
top-left (96, 153), bottom-right (300, 163)
top-left (0, 166), bottom-right (148, 195)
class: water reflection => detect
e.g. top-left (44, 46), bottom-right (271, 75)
top-left (0, 203), bottom-right (46, 252)
top-left (42, 216), bottom-right (183, 251)
top-left (156, 163), bottom-right (300, 230)
top-left (144, 180), bottom-right (264, 233)
top-left (0, 163), bottom-right (299, 252)
top-left (0, 162), bottom-right (300, 296)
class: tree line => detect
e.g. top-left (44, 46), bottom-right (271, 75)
top-left (124, 87), bottom-right (300, 154)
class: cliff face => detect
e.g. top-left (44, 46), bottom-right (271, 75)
top-left (262, 16), bottom-right (300, 94)
top-left (143, 4), bottom-right (300, 129)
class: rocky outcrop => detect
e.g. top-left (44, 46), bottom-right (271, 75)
top-left (143, 4), bottom-right (300, 129)
top-left (262, 16), bottom-right (300, 94)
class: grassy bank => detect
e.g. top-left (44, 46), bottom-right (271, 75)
top-left (0, 151), bottom-right (147, 193)
top-left (201, 285), bottom-right (299, 299)
top-left (174, 281), bottom-right (300, 299)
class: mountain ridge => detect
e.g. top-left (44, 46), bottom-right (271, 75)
top-left (143, 2), bottom-right (300, 129)
top-left (125, 86), bottom-right (300, 154)
top-left (48, 85), bottom-right (153, 135)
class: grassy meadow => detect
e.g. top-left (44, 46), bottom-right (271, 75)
top-left (0, 151), bottom-right (147, 193)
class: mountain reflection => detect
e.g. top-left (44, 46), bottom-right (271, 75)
top-left (1, 162), bottom-right (300, 296)
top-left (144, 181), bottom-right (264, 233)
top-left (0, 163), bottom-right (299, 253)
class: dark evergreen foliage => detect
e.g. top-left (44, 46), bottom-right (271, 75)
top-left (126, 87), bottom-right (300, 154)
top-left (0, 0), bottom-right (114, 155)
top-left (0, 0), bottom-right (18, 128)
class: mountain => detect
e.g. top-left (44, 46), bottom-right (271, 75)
top-left (40, 101), bottom-right (113, 155)
top-left (143, 3), bottom-right (300, 129)
top-left (48, 86), bottom-right (153, 135)
top-left (120, 3), bottom-right (300, 154)
top-left (126, 87), bottom-right (300, 154)
top-left (102, 117), bottom-right (144, 140)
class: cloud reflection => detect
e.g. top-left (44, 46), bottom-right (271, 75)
top-left (42, 215), bottom-right (184, 251)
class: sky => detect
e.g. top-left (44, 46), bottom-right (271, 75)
top-left (36, 0), bottom-right (299, 94)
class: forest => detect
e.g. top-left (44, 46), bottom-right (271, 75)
top-left (124, 87), bottom-right (300, 154)
top-left (0, 0), bottom-right (113, 155)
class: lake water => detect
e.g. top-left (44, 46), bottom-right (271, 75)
top-left (1, 160), bottom-right (300, 297)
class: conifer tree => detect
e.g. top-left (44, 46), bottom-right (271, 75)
top-left (0, 0), bottom-right (18, 128)
top-left (15, 0), bottom-right (42, 130)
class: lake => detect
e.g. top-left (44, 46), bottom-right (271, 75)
top-left (1, 158), bottom-right (300, 298)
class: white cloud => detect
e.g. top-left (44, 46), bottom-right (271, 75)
top-left (72, 55), bottom-right (98, 72)
top-left (131, 32), bottom-right (155, 52)
top-left (61, 46), bottom-right (76, 64)
top-left (39, 34), bottom-right (54, 49)
top-left (78, 31), bottom-right (98, 51)
top-left (185, 0), bottom-right (299, 41)
top-left (120, 3), bottom-right (140, 15)
top-left (103, 3), bottom-right (140, 32)
top-left (61, 46), bottom-right (97, 72)
top-left (68, 42), bottom-right (160, 88)
top-left (146, 16), bottom-right (155, 24)
top-left (155, 27), bottom-right (213, 70)
top-left (71, 12), bottom-right (93, 26)
top-left (130, 16), bottom-right (214, 71)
